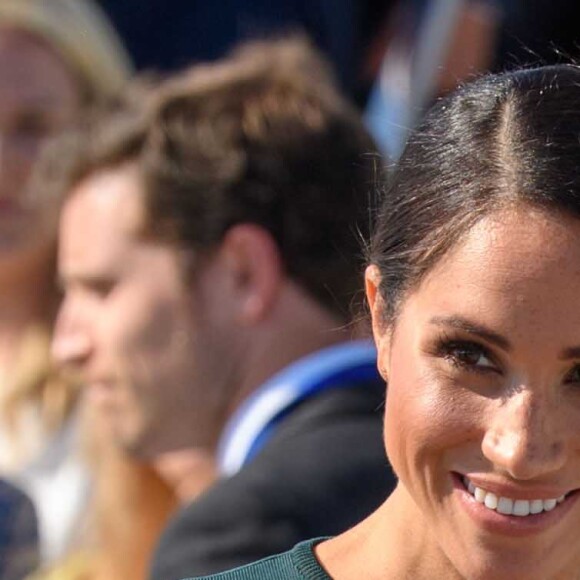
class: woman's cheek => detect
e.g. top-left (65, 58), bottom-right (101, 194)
top-left (383, 364), bottom-right (484, 479)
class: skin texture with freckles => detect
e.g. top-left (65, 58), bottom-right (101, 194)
top-left (317, 206), bottom-right (580, 580)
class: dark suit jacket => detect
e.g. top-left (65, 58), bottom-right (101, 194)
top-left (150, 379), bottom-right (396, 580)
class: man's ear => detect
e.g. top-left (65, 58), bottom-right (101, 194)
top-left (365, 265), bottom-right (391, 380)
top-left (219, 224), bottom-right (283, 324)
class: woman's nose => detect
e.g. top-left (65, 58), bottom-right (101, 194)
top-left (481, 388), bottom-right (567, 481)
top-left (0, 133), bottom-right (34, 200)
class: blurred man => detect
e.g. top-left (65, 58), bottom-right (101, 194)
top-left (49, 39), bottom-right (395, 579)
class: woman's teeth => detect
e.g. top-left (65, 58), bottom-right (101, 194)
top-left (463, 477), bottom-right (565, 517)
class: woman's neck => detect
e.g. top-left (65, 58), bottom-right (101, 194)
top-left (316, 485), bottom-right (463, 580)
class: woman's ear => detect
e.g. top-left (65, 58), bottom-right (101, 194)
top-left (365, 265), bottom-right (391, 381)
top-left (365, 264), bottom-right (384, 338)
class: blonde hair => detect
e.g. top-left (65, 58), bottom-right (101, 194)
top-left (0, 0), bottom-right (132, 100)
top-left (1, 325), bottom-right (80, 441)
top-left (84, 407), bottom-right (178, 580)
top-left (26, 417), bottom-right (179, 580)
top-left (0, 0), bottom-right (132, 451)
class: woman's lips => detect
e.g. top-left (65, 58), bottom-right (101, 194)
top-left (463, 475), bottom-right (566, 516)
top-left (0, 198), bottom-right (19, 212)
top-left (0, 197), bottom-right (30, 219)
top-left (451, 472), bottom-right (579, 537)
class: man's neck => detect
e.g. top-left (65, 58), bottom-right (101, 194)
top-left (225, 281), bottom-right (352, 425)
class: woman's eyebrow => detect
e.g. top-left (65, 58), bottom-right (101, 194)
top-left (560, 346), bottom-right (580, 361)
top-left (429, 315), bottom-right (511, 351)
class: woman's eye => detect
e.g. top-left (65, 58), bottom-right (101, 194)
top-left (442, 342), bottom-right (497, 372)
top-left (6, 114), bottom-right (54, 151)
top-left (564, 365), bottom-right (580, 385)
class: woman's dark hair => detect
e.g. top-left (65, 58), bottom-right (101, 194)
top-left (370, 64), bottom-right (580, 323)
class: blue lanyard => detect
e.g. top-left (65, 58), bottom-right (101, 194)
top-left (217, 340), bottom-right (380, 476)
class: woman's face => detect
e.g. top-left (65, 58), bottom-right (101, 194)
top-left (0, 28), bottom-right (81, 260)
top-left (368, 206), bottom-right (580, 580)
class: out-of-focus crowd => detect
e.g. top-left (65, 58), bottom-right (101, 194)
top-left (0, 1), bottom-right (577, 579)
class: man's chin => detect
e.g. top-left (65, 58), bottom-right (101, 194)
top-left (113, 425), bottom-right (158, 461)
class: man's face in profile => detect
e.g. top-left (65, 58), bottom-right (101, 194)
top-left (52, 164), bottom-right (231, 457)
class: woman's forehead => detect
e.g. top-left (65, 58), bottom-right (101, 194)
top-left (430, 207), bottom-right (578, 275)
top-left (399, 207), bottom-right (580, 336)
top-left (0, 27), bottom-right (80, 105)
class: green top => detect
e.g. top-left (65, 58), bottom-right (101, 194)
top-left (185, 538), bottom-right (331, 580)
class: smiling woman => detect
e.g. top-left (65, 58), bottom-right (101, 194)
top-left (190, 65), bottom-right (580, 580)
top-left (330, 65), bottom-right (580, 580)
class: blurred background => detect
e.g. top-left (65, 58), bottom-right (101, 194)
top-left (96, 0), bottom-right (580, 157)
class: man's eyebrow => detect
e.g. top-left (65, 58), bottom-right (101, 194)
top-left (429, 315), bottom-right (512, 351)
top-left (56, 271), bottom-right (116, 289)
top-left (56, 270), bottom-right (81, 288)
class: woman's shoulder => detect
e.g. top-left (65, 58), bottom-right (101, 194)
top-left (188, 538), bottom-right (331, 580)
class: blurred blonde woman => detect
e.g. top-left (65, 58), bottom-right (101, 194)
top-left (26, 404), bottom-right (179, 580)
top-left (0, 0), bottom-right (132, 569)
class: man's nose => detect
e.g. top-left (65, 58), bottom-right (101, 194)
top-left (481, 388), bottom-right (567, 481)
top-left (51, 299), bottom-right (93, 367)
